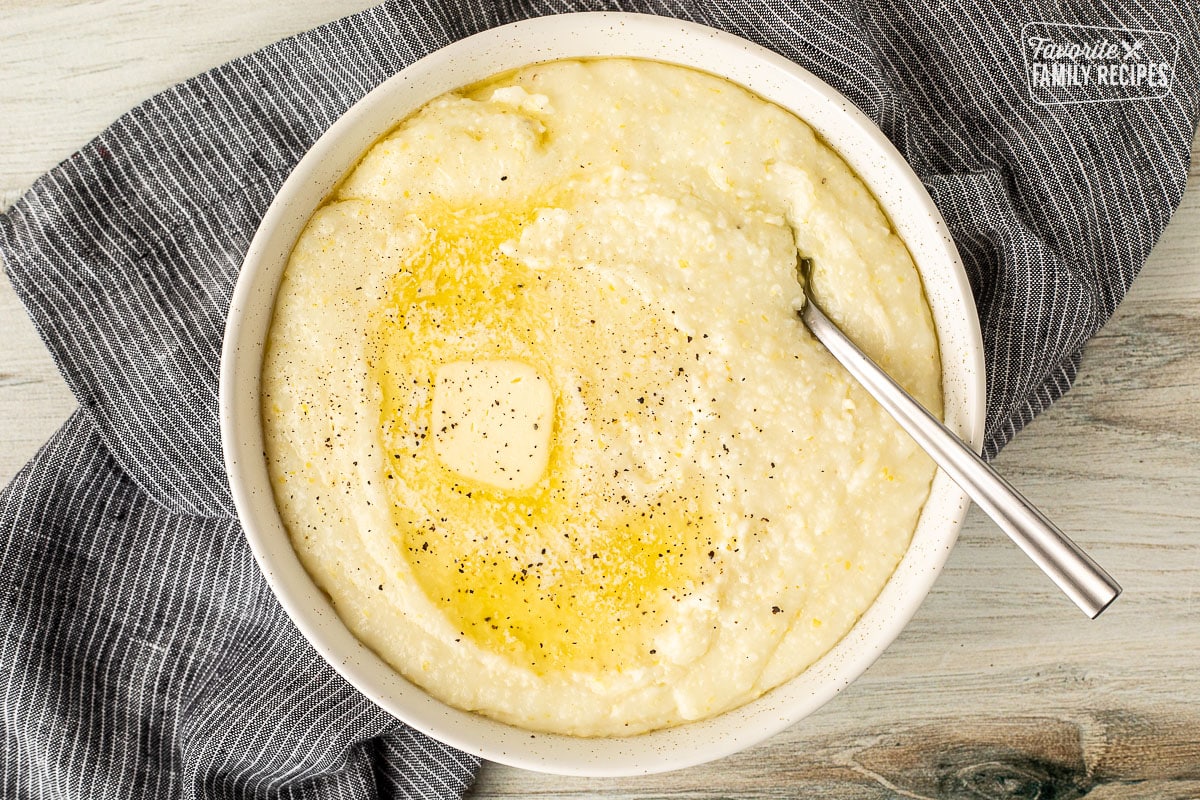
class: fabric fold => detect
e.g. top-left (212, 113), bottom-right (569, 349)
top-left (0, 411), bottom-right (479, 798)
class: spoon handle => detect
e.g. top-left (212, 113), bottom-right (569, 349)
top-left (800, 299), bottom-right (1121, 618)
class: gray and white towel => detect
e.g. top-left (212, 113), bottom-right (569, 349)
top-left (1, 1), bottom-right (1196, 797)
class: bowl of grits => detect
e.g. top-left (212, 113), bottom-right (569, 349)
top-left (220, 12), bottom-right (985, 775)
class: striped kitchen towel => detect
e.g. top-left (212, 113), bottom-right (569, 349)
top-left (1, 1), bottom-right (1197, 797)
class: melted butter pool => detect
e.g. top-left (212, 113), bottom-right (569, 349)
top-left (368, 203), bottom-right (716, 674)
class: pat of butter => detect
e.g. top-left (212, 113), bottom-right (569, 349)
top-left (431, 360), bottom-right (553, 490)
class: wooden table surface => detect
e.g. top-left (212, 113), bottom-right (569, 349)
top-left (3, 4), bottom-right (1198, 798)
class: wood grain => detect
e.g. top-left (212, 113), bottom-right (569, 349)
top-left (467, 712), bottom-right (1200, 798)
top-left (1, 4), bottom-right (1198, 799)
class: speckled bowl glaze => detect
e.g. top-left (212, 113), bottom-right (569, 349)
top-left (220, 12), bottom-right (985, 776)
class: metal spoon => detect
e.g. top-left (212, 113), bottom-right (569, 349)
top-left (795, 258), bottom-right (1121, 618)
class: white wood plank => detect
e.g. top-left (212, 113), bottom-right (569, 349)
top-left (0, 0), bottom-right (380, 209)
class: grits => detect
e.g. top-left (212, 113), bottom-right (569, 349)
top-left (262, 59), bottom-right (942, 736)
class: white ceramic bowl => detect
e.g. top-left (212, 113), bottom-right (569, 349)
top-left (220, 11), bottom-right (985, 776)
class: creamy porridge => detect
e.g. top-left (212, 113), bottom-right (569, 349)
top-left (262, 58), bottom-right (941, 736)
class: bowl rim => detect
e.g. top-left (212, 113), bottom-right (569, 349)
top-left (220, 10), bottom-right (986, 776)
